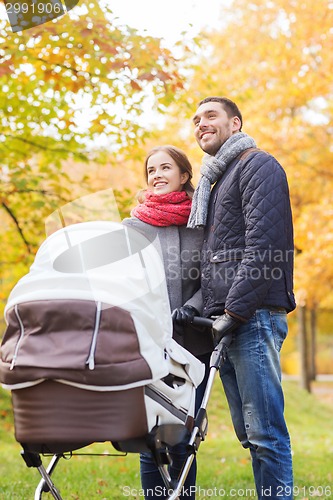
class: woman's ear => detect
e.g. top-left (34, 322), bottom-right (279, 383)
top-left (180, 172), bottom-right (190, 185)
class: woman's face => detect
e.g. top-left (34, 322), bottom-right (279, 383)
top-left (146, 151), bottom-right (189, 195)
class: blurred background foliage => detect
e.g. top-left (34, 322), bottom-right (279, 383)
top-left (0, 0), bottom-right (332, 384)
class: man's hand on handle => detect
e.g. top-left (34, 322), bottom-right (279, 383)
top-left (212, 313), bottom-right (241, 362)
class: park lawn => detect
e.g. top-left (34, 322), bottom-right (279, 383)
top-left (0, 380), bottom-right (332, 500)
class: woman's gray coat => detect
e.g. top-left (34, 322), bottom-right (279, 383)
top-left (123, 217), bottom-right (214, 356)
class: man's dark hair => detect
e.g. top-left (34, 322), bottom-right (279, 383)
top-left (199, 97), bottom-right (243, 131)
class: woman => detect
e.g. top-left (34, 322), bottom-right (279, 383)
top-left (123, 145), bottom-right (213, 500)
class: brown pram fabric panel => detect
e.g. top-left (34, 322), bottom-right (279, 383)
top-left (1, 300), bottom-right (152, 387)
top-left (12, 380), bottom-right (148, 451)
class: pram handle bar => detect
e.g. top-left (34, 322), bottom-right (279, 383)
top-left (191, 316), bottom-right (213, 328)
top-left (191, 316), bottom-right (232, 352)
top-left (167, 316), bottom-right (231, 500)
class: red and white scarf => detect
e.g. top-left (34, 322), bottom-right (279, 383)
top-left (131, 190), bottom-right (192, 227)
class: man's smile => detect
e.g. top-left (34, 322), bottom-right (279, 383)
top-left (200, 130), bottom-right (215, 139)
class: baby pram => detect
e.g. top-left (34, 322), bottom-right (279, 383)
top-left (0, 219), bottom-right (225, 500)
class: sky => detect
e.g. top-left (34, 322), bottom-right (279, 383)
top-left (108, 0), bottom-right (226, 46)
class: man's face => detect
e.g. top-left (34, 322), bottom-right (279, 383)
top-left (193, 101), bottom-right (241, 155)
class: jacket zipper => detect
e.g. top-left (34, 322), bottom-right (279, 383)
top-left (86, 301), bottom-right (102, 370)
top-left (10, 305), bottom-right (25, 370)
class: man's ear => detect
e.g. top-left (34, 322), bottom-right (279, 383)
top-left (232, 116), bottom-right (242, 132)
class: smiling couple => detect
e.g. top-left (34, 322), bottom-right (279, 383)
top-left (123, 96), bottom-right (296, 500)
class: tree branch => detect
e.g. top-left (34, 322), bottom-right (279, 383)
top-left (1, 202), bottom-right (32, 254)
top-left (2, 134), bottom-right (89, 161)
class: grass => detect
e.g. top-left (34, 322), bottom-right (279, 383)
top-left (0, 380), bottom-right (332, 500)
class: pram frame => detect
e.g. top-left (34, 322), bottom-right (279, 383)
top-left (16, 317), bottom-right (229, 500)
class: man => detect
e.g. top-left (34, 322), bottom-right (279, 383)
top-left (188, 97), bottom-right (296, 499)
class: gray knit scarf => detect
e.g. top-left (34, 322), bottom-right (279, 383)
top-left (187, 132), bottom-right (256, 229)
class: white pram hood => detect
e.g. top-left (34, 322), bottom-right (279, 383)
top-left (2, 221), bottom-right (204, 391)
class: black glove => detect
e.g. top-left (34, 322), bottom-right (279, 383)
top-left (212, 313), bottom-right (241, 360)
top-left (172, 305), bottom-right (199, 326)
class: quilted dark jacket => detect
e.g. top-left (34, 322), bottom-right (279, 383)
top-left (201, 149), bottom-right (296, 321)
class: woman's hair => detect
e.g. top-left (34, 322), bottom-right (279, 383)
top-left (139, 145), bottom-right (195, 200)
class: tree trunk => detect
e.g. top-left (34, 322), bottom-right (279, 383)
top-left (298, 305), bottom-right (311, 392)
top-left (309, 308), bottom-right (317, 381)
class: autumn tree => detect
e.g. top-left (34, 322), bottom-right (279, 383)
top-left (158, 0), bottom-right (333, 290)
top-left (151, 0), bottom-right (333, 383)
top-left (0, 1), bottom-right (185, 311)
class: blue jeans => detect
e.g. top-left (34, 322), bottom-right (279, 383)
top-left (140, 353), bottom-right (211, 500)
top-left (220, 309), bottom-right (293, 500)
